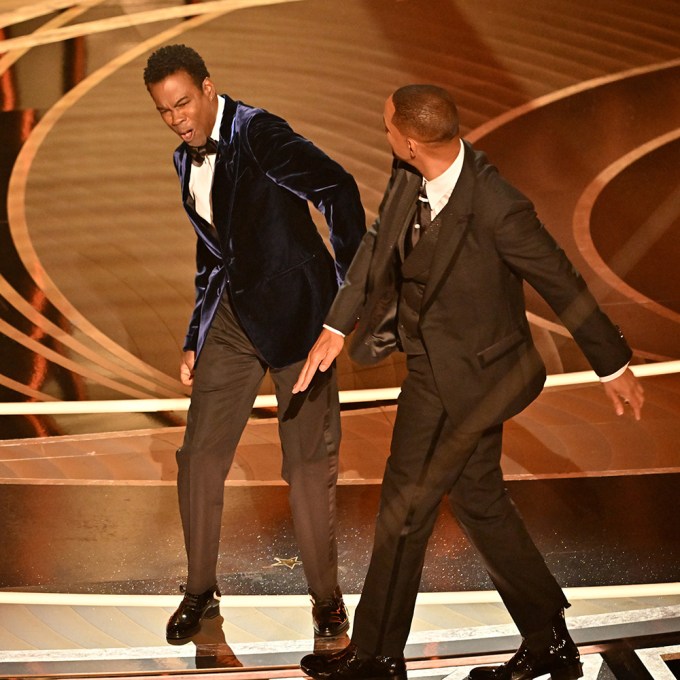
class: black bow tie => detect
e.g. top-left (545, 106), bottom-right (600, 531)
top-left (187, 137), bottom-right (218, 165)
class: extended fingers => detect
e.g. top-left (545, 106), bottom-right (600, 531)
top-left (626, 381), bottom-right (644, 420)
top-left (604, 370), bottom-right (644, 420)
top-left (293, 355), bottom-right (322, 393)
top-left (292, 330), bottom-right (345, 394)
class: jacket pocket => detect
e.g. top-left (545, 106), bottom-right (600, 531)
top-left (477, 328), bottom-right (526, 368)
top-left (266, 252), bottom-right (320, 283)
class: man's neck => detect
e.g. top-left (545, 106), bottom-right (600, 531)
top-left (208, 98), bottom-right (220, 136)
top-left (416, 137), bottom-right (461, 181)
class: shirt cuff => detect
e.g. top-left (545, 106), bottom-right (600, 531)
top-left (599, 363), bottom-right (629, 382)
top-left (323, 324), bottom-right (345, 338)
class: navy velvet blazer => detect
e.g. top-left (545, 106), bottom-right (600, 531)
top-left (174, 95), bottom-right (365, 369)
top-left (326, 142), bottom-right (632, 431)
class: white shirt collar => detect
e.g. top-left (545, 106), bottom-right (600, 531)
top-left (210, 95), bottom-right (225, 142)
top-left (422, 138), bottom-right (465, 217)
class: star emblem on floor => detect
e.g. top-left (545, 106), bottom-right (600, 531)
top-left (270, 556), bottom-right (302, 570)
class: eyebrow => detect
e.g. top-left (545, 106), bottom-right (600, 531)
top-left (157, 95), bottom-right (190, 112)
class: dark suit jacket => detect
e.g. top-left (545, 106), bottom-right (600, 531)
top-left (174, 95), bottom-right (365, 369)
top-left (326, 141), bottom-right (632, 432)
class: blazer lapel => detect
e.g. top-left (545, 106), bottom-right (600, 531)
top-left (179, 148), bottom-right (207, 222)
top-left (211, 96), bottom-right (238, 243)
top-left (379, 167), bottom-right (421, 259)
top-left (178, 147), bottom-right (193, 207)
top-left (176, 145), bottom-right (222, 257)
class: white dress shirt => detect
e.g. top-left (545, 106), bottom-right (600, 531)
top-left (421, 138), bottom-right (465, 219)
top-left (188, 95), bottom-right (225, 225)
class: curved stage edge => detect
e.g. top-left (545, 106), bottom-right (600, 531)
top-left (1, 589), bottom-right (679, 679)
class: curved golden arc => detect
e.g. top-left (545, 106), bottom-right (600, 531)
top-left (6, 1), bottom-right (302, 400)
top-left (572, 129), bottom-right (680, 325)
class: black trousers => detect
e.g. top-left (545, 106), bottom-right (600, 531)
top-left (351, 354), bottom-right (567, 657)
top-left (177, 294), bottom-right (341, 596)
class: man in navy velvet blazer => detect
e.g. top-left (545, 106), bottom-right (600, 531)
top-left (144, 44), bottom-right (365, 642)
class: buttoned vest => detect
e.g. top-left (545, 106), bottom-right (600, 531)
top-left (397, 213), bottom-right (442, 355)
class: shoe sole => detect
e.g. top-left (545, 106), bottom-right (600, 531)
top-left (301, 671), bottom-right (406, 680)
top-left (551, 661), bottom-right (584, 680)
top-left (301, 658), bottom-right (406, 680)
top-left (313, 618), bottom-right (351, 638)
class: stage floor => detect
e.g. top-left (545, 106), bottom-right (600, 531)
top-left (1, 398), bottom-right (679, 678)
top-left (1, 590), bottom-right (679, 679)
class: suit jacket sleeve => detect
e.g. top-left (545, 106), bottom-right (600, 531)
top-left (491, 184), bottom-right (632, 377)
top-left (324, 160), bottom-right (404, 335)
top-left (244, 112), bottom-right (365, 284)
top-left (324, 224), bottom-right (377, 334)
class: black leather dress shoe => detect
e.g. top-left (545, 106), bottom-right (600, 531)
top-left (468, 610), bottom-right (582, 680)
top-left (310, 587), bottom-right (350, 637)
top-left (301, 642), bottom-right (406, 680)
top-left (166, 585), bottom-right (221, 641)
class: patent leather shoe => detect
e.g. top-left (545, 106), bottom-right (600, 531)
top-left (468, 610), bottom-right (582, 679)
top-left (166, 584), bottom-right (221, 641)
top-left (301, 642), bottom-right (406, 680)
top-left (310, 586), bottom-right (350, 637)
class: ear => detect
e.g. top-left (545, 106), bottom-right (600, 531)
top-left (407, 138), bottom-right (417, 159)
top-left (202, 77), bottom-right (216, 101)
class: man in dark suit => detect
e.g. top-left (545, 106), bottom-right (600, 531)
top-left (143, 44), bottom-right (365, 642)
top-left (293, 85), bottom-right (644, 680)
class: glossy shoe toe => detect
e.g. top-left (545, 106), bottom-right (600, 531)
top-left (166, 585), bottom-right (221, 641)
top-left (310, 586), bottom-right (350, 637)
top-left (468, 609), bottom-right (582, 680)
top-left (301, 643), bottom-right (406, 680)
top-left (467, 646), bottom-right (583, 680)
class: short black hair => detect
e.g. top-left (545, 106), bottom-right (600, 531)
top-left (143, 44), bottom-right (209, 88)
top-left (392, 84), bottom-right (459, 143)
